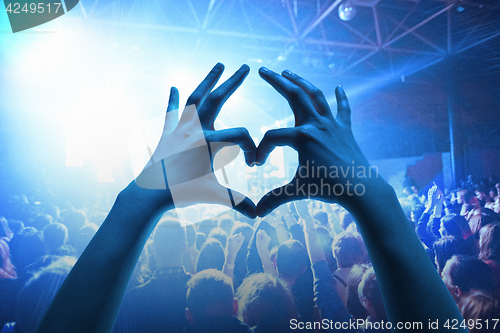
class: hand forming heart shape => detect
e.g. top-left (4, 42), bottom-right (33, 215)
top-left (136, 63), bottom-right (380, 219)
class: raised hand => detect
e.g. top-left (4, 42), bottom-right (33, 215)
top-left (256, 229), bottom-right (272, 255)
top-left (255, 68), bottom-right (379, 216)
top-left (256, 229), bottom-right (277, 276)
top-left (136, 63), bottom-right (257, 218)
top-left (227, 232), bottom-right (245, 257)
top-left (254, 68), bottom-right (466, 330)
top-left (426, 184), bottom-right (444, 209)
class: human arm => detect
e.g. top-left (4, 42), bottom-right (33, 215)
top-left (223, 232), bottom-right (244, 279)
top-left (255, 68), bottom-right (466, 331)
top-left (256, 229), bottom-right (277, 277)
top-left (425, 186), bottom-right (445, 241)
top-left (273, 210), bottom-right (289, 245)
top-left (303, 212), bottom-right (353, 329)
top-left (36, 64), bottom-right (257, 333)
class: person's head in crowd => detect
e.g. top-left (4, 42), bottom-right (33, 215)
top-left (44, 205), bottom-right (61, 223)
top-left (196, 232), bottom-right (206, 251)
top-left (345, 264), bottom-right (370, 320)
top-left (197, 218), bottom-right (216, 236)
top-left (440, 214), bottom-right (472, 240)
top-left (489, 187), bottom-right (498, 200)
top-left (333, 232), bottom-right (364, 269)
top-left (43, 222), bottom-right (69, 255)
top-left (11, 227), bottom-right (46, 274)
top-left (7, 219), bottom-right (24, 237)
top-left (153, 217), bottom-right (186, 269)
top-left (134, 239), bottom-right (155, 286)
top-left (185, 269), bottom-right (237, 326)
top-left (479, 222), bottom-right (500, 263)
top-left (231, 223), bottom-right (254, 245)
top-left (441, 255), bottom-right (495, 302)
top-left (339, 210), bottom-right (354, 231)
top-left (358, 268), bottom-right (387, 322)
top-left (476, 187), bottom-right (488, 203)
top-left (15, 256), bottom-right (76, 333)
top-left (29, 214), bottom-right (53, 231)
top-left (62, 210), bottom-right (88, 244)
top-left (73, 223), bottom-right (98, 257)
top-left (197, 238), bottom-right (225, 272)
top-left (184, 207), bottom-right (199, 223)
top-left (468, 212), bottom-right (496, 235)
top-left (276, 240), bottom-right (308, 285)
top-left (237, 273), bottom-right (297, 333)
top-left (218, 214), bottom-right (235, 236)
top-left (456, 189), bottom-right (468, 205)
top-left (433, 236), bottom-right (472, 274)
top-left (459, 290), bottom-right (500, 333)
top-left (313, 211), bottom-right (328, 228)
top-left (207, 228), bottom-right (228, 249)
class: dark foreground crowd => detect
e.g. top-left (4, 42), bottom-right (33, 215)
top-left (1, 181), bottom-right (500, 333)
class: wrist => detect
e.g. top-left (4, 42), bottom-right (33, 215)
top-left (119, 180), bottom-right (175, 215)
top-left (225, 254), bottom-right (236, 265)
top-left (224, 262), bottom-right (235, 269)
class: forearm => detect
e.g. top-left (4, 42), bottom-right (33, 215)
top-left (223, 254), bottom-right (236, 279)
top-left (416, 212), bottom-right (434, 248)
top-left (344, 179), bottom-right (465, 330)
top-left (312, 260), bottom-right (353, 330)
top-left (304, 227), bottom-right (326, 264)
top-left (275, 222), bottom-right (289, 245)
top-left (37, 181), bottom-right (173, 333)
top-left (257, 249), bottom-right (277, 276)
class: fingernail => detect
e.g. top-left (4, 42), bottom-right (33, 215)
top-left (214, 63), bottom-right (224, 71)
top-left (283, 70), bottom-right (293, 76)
top-left (260, 67), bottom-right (269, 73)
top-left (241, 64), bottom-right (250, 72)
top-left (337, 85), bottom-right (344, 94)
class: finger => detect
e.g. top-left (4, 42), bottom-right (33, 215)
top-left (206, 127), bottom-right (256, 166)
top-left (335, 86), bottom-right (352, 128)
top-left (199, 64), bottom-right (250, 128)
top-left (167, 87), bottom-right (179, 113)
top-left (256, 128), bottom-right (297, 165)
top-left (282, 70), bottom-right (332, 118)
top-left (186, 63), bottom-right (225, 110)
top-left (231, 190), bottom-right (257, 219)
top-left (257, 181), bottom-right (307, 217)
top-left (259, 67), bottom-right (317, 125)
top-left (163, 87), bottom-right (179, 132)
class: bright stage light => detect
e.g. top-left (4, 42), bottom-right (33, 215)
top-left (339, 1), bottom-right (357, 21)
